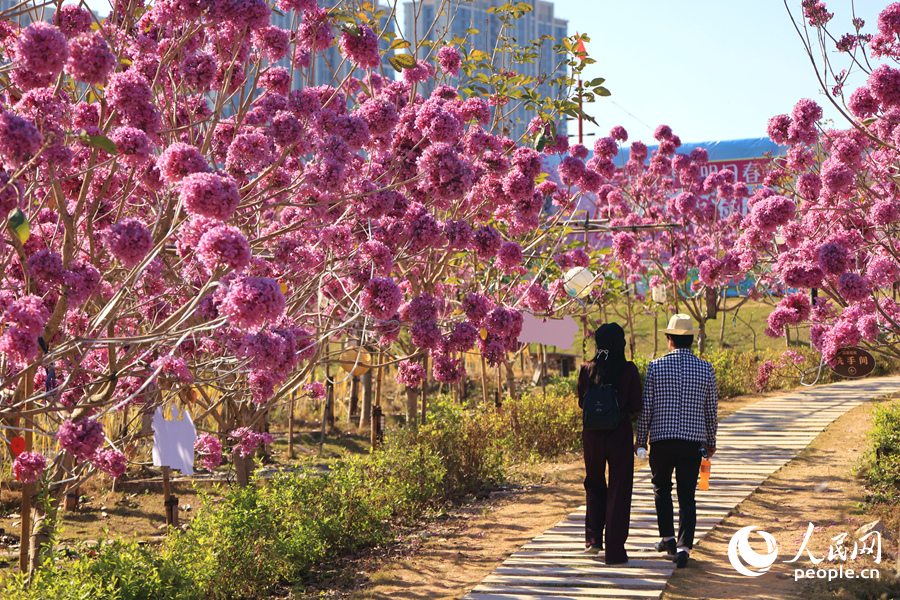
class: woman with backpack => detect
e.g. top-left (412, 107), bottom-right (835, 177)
top-left (576, 322), bottom-right (643, 564)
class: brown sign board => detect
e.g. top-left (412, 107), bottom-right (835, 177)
top-left (830, 347), bottom-right (876, 379)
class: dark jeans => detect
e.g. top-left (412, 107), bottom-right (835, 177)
top-left (649, 439), bottom-right (702, 550)
top-left (583, 422), bottom-right (634, 563)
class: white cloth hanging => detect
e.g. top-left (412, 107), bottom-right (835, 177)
top-left (151, 407), bottom-right (197, 476)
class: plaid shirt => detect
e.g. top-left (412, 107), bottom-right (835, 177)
top-left (636, 348), bottom-right (718, 447)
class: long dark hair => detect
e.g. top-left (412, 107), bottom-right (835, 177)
top-left (584, 323), bottom-right (628, 386)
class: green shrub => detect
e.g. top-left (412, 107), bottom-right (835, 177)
top-left (2, 539), bottom-right (199, 600)
top-left (167, 464), bottom-right (396, 600)
top-left (858, 399), bottom-right (900, 503)
top-left (413, 396), bottom-right (504, 498)
top-left (492, 386), bottom-right (581, 460)
top-left (705, 350), bottom-right (758, 398)
top-left (368, 431), bottom-right (446, 520)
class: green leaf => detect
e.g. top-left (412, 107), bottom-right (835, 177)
top-left (594, 86), bottom-right (611, 97)
top-left (7, 207), bottom-right (29, 244)
top-left (465, 28), bottom-right (480, 34)
top-left (587, 77), bottom-right (606, 86)
top-left (79, 131), bottom-right (118, 155)
top-left (391, 53), bottom-right (416, 69)
top-left (389, 38), bottom-right (411, 50)
top-left (535, 133), bottom-right (547, 152)
top-left (340, 22), bottom-right (362, 37)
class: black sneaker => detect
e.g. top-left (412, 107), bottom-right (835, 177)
top-left (654, 538), bottom-right (676, 555)
top-left (675, 550), bottom-right (689, 568)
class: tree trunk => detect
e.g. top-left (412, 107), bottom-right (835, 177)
top-left (233, 451), bottom-right (254, 487)
top-left (405, 386), bottom-right (418, 431)
top-left (540, 344), bottom-right (547, 401)
top-left (698, 317), bottom-right (708, 355)
top-left (359, 369), bottom-right (372, 428)
top-left (28, 495), bottom-right (54, 574)
top-left (653, 309), bottom-right (659, 358)
top-left (719, 292), bottom-right (727, 347)
top-left (349, 376), bottom-right (360, 422)
top-left (235, 404), bottom-right (256, 486)
top-left (505, 359), bottom-right (516, 400)
top-left (625, 285), bottom-right (636, 360)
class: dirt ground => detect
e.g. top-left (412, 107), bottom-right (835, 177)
top-left (339, 393), bottom-right (900, 600)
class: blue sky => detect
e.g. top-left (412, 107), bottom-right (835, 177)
top-left (550, 0), bottom-right (886, 144)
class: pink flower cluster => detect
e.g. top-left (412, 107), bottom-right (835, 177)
top-left (221, 277), bottom-right (286, 331)
top-left (180, 172), bottom-right (240, 221)
top-left (229, 427), bottom-right (274, 458)
top-left (57, 418), bottom-right (105, 461)
top-left (304, 381), bottom-right (326, 400)
top-left (0, 295), bottom-right (50, 364)
top-left (194, 433), bottom-right (224, 471)
top-left (197, 225), bottom-right (251, 272)
top-left (92, 449), bottom-right (127, 479)
top-left (13, 451), bottom-right (47, 483)
top-left (361, 277), bottom-right (402, 321)
top-left (339, 24), bottom-right (380, 69)
top-left (397, 359), bottom-right (426, 388)
top-left (103, 218), bottom-right (153, 268)
top-left (436, 45), bottom-right (462, 77)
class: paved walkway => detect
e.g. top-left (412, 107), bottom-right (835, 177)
top-left (461, 375), bottom-right (900, 600)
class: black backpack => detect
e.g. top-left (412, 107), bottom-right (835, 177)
top-left (582, 383), bottom-right (622, 430)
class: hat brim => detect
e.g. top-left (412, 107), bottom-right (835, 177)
top-left (659, 328), bottom-right (700, 335)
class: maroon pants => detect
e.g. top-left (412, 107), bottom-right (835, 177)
top-left (582, 422), bottom-right (634, 564)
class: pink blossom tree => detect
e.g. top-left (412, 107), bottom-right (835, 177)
top-left (737, 1), bottom-right (900, 371)
top-left (0, 0), bottom-right (601, 572)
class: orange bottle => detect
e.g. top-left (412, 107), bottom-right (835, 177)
top-left (699, 457), bottom-right (711, 491)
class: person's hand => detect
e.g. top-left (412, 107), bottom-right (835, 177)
top-left (704, 445), bottom-right (716, 458)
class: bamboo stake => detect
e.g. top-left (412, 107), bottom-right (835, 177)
top-left (287, 390), bottom-right (295, 459)
top-left (19, 369), bottom-right (33, 573)
top-left (374, 351), bottom-right (383, 408)
top-left (540, 344), bottom-right (547, 403)
top-left (162, 466), bottom-right (178, 530)
top-left (480, 354), bottom-right (489, 406)
top-left (420, 354), bottom-right (428, 425)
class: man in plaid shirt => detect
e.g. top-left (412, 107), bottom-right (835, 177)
top-left (635, 314), bottom-right (718, 568)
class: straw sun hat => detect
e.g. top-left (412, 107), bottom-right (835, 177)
top-left (659, 313), bottom-right (700, 335)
